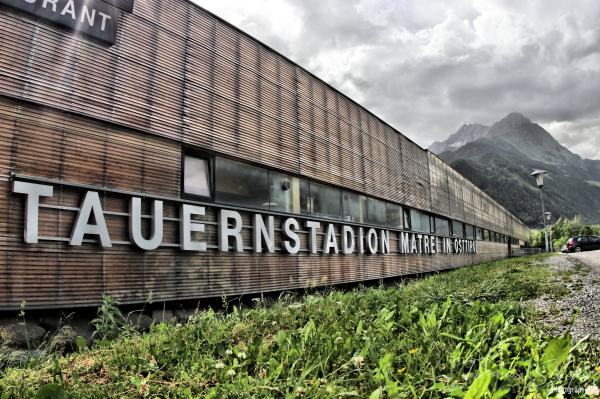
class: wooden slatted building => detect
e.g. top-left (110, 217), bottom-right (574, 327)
top-left (0, 0), bottom-right (530, 310)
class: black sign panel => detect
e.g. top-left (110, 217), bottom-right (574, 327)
top-left (0, 0), bottom-right (121, 44)
top-left (99, 0), bottom-right (132, 13)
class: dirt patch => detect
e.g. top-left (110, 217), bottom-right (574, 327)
top-left (525, 252), bottom-right (600, 340)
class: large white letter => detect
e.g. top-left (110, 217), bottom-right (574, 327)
top-left (129, 197), bottom-right (163, 250)
top-left (81, 4), bottom-right (96, 26)
top-left (342, 226), bottom-right (355, 255)
top-left (60, 0), bottom-right (76, 19)
top-left (70, 191), bottom-right (111, 247)
top-left (180, 204), bottom-right (206, 251)
top-left (282, 218), bottom-right (300, 254)
top-left (323, 224), bottom-right (338, 254)
top-left (358, 227), bottom-right (365, 254)
top-left (219, 210), bottom-right (243, 252)
top-left (366, 228), bottom-right (378, 254)
top-left (42, 0), bottom-right (57, 12)
top-left (12, 181), bottom-right (53, 244)
top-left (306, 221), bottom-right (320, 254)
top-left (410, 234), bottom-right (418, 254)
top-left (380, 230), bottom-right (390, 254)
top-left (99, 11), bottom-right (111, 31)
top-left (399, 232), bottom-right (410, 254)
top-left (253, 214), bottom-right (274, 253)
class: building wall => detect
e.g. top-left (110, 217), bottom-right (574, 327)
top-left (0, 1), bottom-right (529, 310)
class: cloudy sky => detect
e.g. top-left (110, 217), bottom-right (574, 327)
top-left (193, 0), bottom-right (600, 159)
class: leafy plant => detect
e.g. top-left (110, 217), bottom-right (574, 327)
top-left (91, 295), bottom-right (127, 341)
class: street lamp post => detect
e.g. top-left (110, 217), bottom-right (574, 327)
top-left (545, 211), bottom-right (553, 252)
top-left (531, 170), bottom-right (549, 252)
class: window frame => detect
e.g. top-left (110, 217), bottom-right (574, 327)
top-left (181, 151), bottom-right (214, 200)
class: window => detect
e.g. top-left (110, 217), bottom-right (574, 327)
top-left (452, 220), bottom-right (465, 238)
top-left (215, 157), bottom-right (269, 209)
top-left (309, 182), bottom-right (342, 219)
top-left (435, 217), bottom-right (450, 236)
top-left (367, 198), bottom-right (387, 225)
top-left (183, 155), bottom-right (211, 197)
top-left (410, 209), bottom-right (431, 233)
top-left (465, 224), bottom-right (475, 239)
top-left (386, 203), bottom-right (403, 229)
top-left (342, 192), bottom-right (366, 223)
top-left (403, 209), bottom-right (411, 230)
top-left (476, 227), bottom-right (483, 240)
top-left (269, 172), bottom-right (300, 213)
top-left (300, 179), bottom-right (311, 215)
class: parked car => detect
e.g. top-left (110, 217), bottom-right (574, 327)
top-left (564, 235), bottom-right (600, 253)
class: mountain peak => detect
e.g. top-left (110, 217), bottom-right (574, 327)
top-left (428, 122), bottom-right (490, 154)
top-left (497, 112), bottom-right (532, 127)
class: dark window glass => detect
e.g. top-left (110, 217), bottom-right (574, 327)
top-left (367, 198), bottom-right (387, 225)
top-left (452, 220), bottom-right (465, 238)
top-left (215, 157), bottom-right (269, 209)
top-left (435, 217), bottom-right (450, 236)
top-left (386, 203), bottom-right (403, 229)
top-left (403, 209), bottom-right (411, 230)
top-left (410, 209), bottom-right (431, 233)
top-left (342, 192), bottom-right (366, 223)
top-left (310, 182), bottom-right (342, 219)
top-left (465, 224), bottom-right (475, 239)
top-left (183, 155), bottom-right (211, 197)
top-left (269, 172), bottom-right (300, 213)
top-left (300, 179), bottom-right (310, 215)
top-left (476, 227), bottom-right (483, 240)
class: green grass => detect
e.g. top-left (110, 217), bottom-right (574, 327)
top-left (1, 254), bottom-right (599, 398)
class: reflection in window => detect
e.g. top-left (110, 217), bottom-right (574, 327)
top-left (452, 220), bottom-right (465, 238)
top-left (403, 209), bottom-right (411, 230)
top-left (410, 209), bottom-right (431, 233)
top-left (215, 157), bottom-right (269, 209)
top-left (476, 227), bottom-right (483, 240)
top-left (386, 203), bottom-right (403, 229)
top-left (367, 198), bottom-right (387, 226)
top-left (465, 224), bottom-right (475, 239)
top-left (300, 179), bottom-right (310, 215)
top-left (342, 192), bottom-right (366, 223)
top-left (183, 155), bottom-right (211, 197)
top-left (269, 172), bottom-right (300, 213)
top-left (309, 182), bottom-right (342, 219)
top-left (435, 217), bottom-right (450, 236)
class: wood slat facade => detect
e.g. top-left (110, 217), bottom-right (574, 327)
top-left (0, 0), bottom-right (530, 310)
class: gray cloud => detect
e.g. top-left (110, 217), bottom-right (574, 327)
top-left (194, 0), bottom-right (600, 159)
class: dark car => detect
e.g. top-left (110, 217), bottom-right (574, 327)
top-left (564, 235), bottom-right (600, 253)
